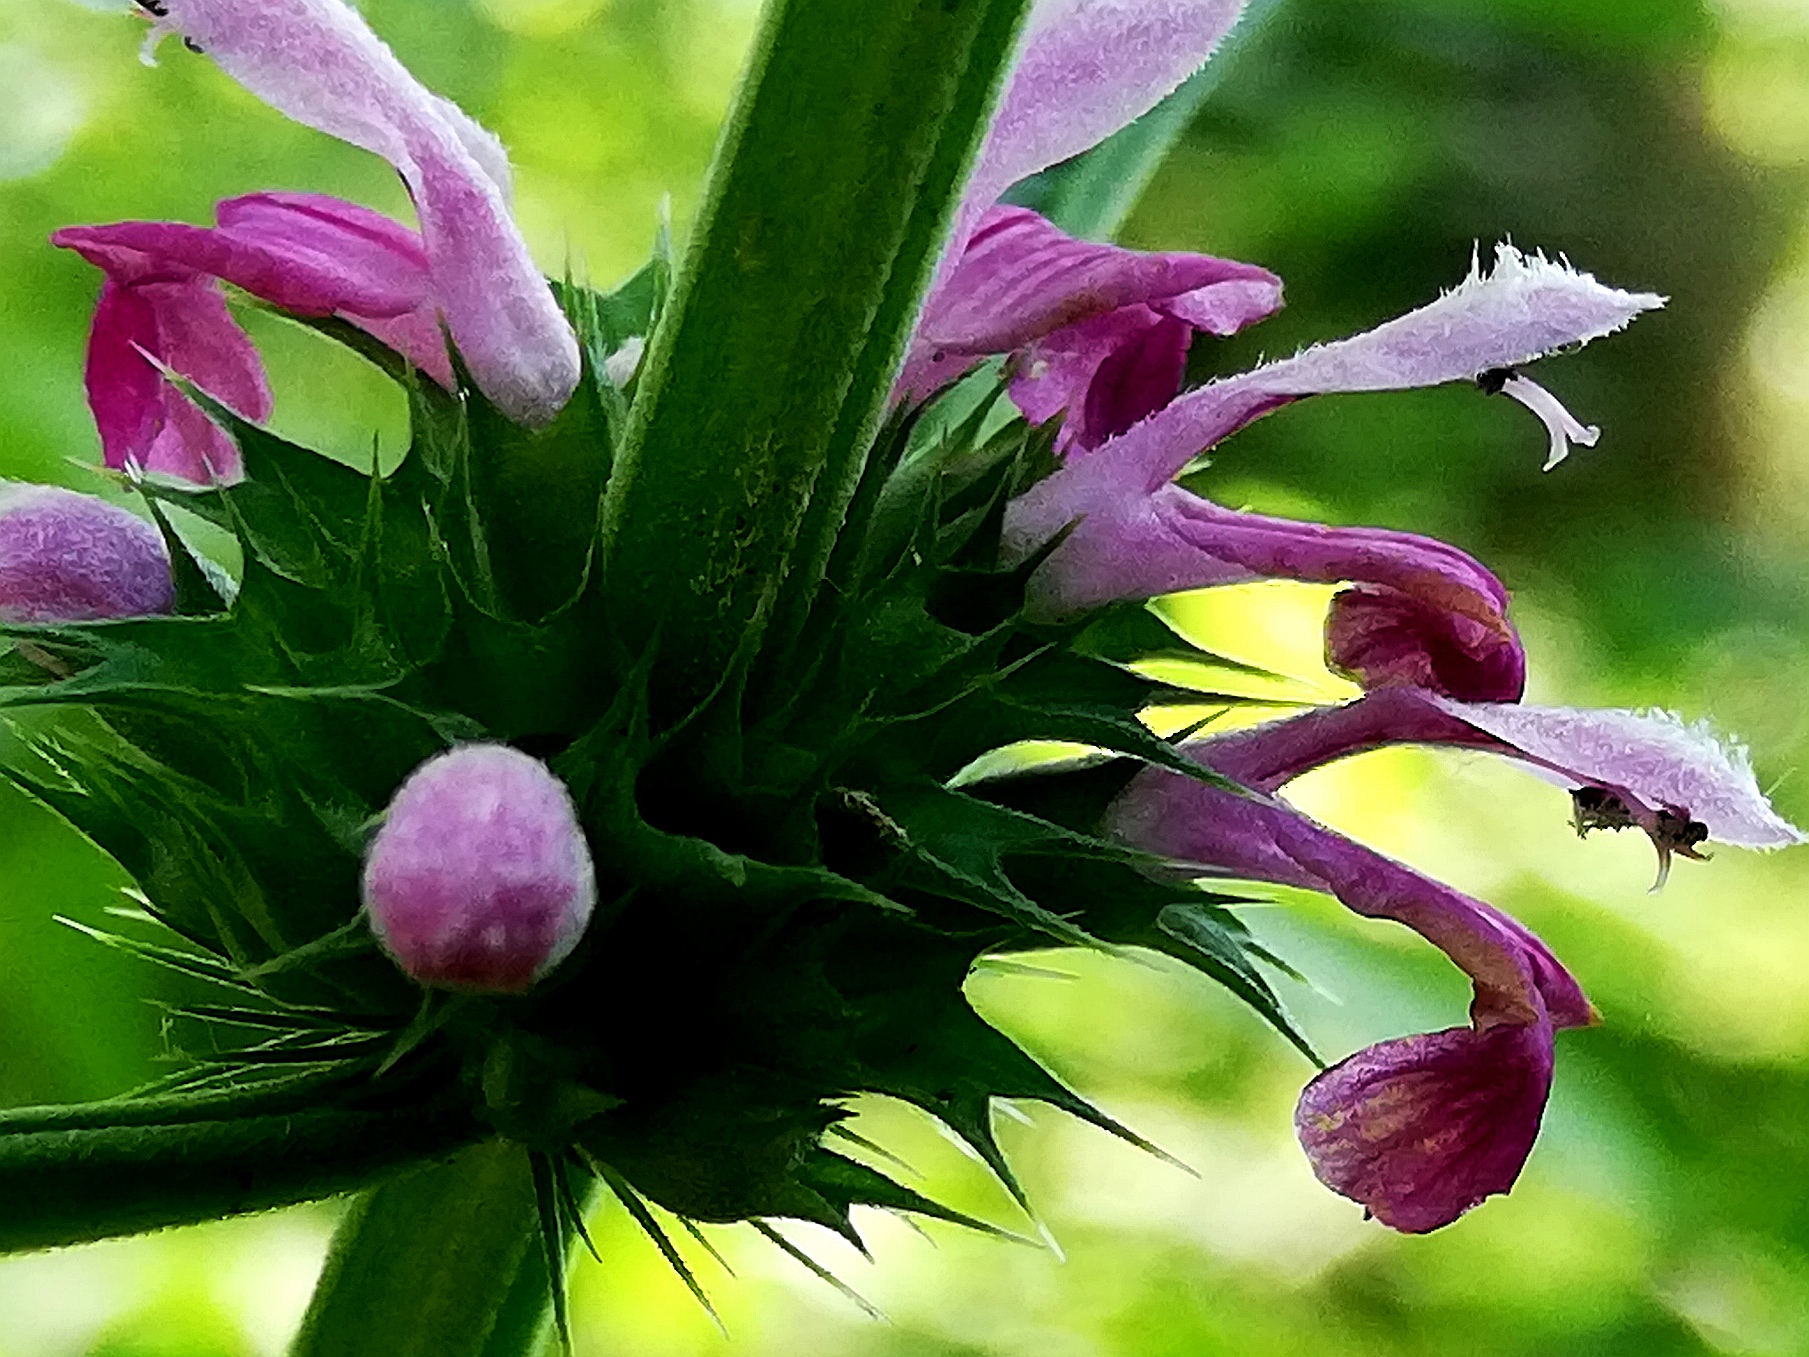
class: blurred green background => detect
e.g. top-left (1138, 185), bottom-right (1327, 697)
top-left (6, 0), bottom-right (1809, 1352)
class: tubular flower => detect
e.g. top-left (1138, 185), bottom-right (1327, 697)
top-left (904, 1), bottom-right (1272, 443)
top-left (1000, 247), bottom-right (1663, 700)
top-left (364, 744), bottom-right (597, 995)
top-left (1108, 686), bottom-right (1801, 1230)
top-left (55, 193), bottom-right (449, 484)
top-left (0, 485), bottom-right (175, 623)
top-left (128, 0), bottom-right (578, 427)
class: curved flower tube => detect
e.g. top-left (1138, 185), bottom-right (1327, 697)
top-left (1107, 761), bottom-right (1590, 1232)
top-left (1109, 684), bottom-right (1801, 1228)
top-left (55, 193), bottom-right (449, 484)
top-left (133, 0), bottom-right (578, 427)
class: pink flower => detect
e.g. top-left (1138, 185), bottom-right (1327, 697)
top-left (364, 745), bottom-right (596, 995)
top-left (0, 485), bottom-right (174, 623)
top-left (120, 0), bottom-right (578, 428)
top-left (1110, 686), bottom-right (1800, 1229)
top-left (55, 194), bottom-right (447, 483)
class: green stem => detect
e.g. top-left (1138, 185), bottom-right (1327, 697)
top-left (290, 1141), bottom-right (549, 1357)
top-left (597, 0), bottom-right (1032, 705)
top-left (0, 1089), bottom-right (482, 1254)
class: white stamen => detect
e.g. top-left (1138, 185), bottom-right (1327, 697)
top-left (1499, 374), bottom-right (1599, 471)
top-left (603, 336), bottom-right (645, 390)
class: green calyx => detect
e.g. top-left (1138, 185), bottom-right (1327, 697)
top-left (0, 263), bottom-right (1304, 1283)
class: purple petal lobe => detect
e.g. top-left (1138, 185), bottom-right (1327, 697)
top-left (1326, 583), bottom-right (1526, 702)
top-left (0, 485), bottom-right (175, 622)
top-left (1430, 699), bottom-right (1807, 851)
top-left (955, 0), bottom-right (1248, 257)
top-left (145, 0), bottom-right (577, 425)
top-left (1296, 1021), bottom-right (1553, 1234)
top-left (75, 273), bottom-right (265, 484)
top-left (1026, 245), bottom-right (1663, 499)
top-left (1012, 307), bottom-right (1193, 451)
top-left (364, 744), bottom-right (596, 994)
top-left (902, 207), bottom-right (1280, 413)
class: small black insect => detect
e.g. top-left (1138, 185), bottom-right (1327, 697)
top-left (1570, 785), bottom-right (1636, 838)
top-left (184, 37), bottom-right (206, 53)
top-left (1476, 366), bottom-right (1519, 396)
top-left (135, 0), bottom-right (170, 16)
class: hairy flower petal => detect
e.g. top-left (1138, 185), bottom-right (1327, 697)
top-left (1431, 698), bottom-right (1808, 851)
top-left (143, 0), bottom-right (577, 425)
top-left (1296, 1022), bottom-right (1552, 1233)
top-left (0, 485), bottom-right (175, 622)
top-left (1191, 687), bottom-right (1805, 854)
top-left (955, 0), bottom-right (1249, 257)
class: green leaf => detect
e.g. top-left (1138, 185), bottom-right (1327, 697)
top-left (598, 0), bottom-right (1035, 706)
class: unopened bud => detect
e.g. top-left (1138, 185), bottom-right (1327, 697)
top-left (0, 484), bottom-right (175, 623)
top-left (363, 744), bottom-right (596, 993)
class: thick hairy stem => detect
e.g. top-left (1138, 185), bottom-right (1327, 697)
top-left (598, 0), bottom-right (1033, 709)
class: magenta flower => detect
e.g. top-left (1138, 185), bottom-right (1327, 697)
top-left (1109, 687), bottom-right (1800, 1229)
top-left (997, 247), bottom-right (1662, 701)
top-left (123, 0), bottom-right (578, 428)
top-left (0, 485), bottom-right (175, 623)
top-left (902, 1), bottom-right (1273, 445)
top-left (900, 205), bottom-right (1283, 449)
top-left (364, 744), bottom-right (596, 995)
top-left (55, 193), bottom-right (449, 484)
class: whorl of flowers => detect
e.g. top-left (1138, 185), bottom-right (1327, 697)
top-left (0, 0), bottom-right (1793, 1346)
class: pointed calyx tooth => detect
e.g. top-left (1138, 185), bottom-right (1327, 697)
top-left (363, 744), bottom-right (596, 994)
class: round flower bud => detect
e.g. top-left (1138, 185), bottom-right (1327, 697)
top-left (363, 744), bottom-right (596, 994)
top-left (0, 484), bottom-right (175, 622)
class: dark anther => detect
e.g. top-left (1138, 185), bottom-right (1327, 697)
top-left (1476, 366), bottom-right (1519, 396)
top-left (184, 37), bottom-right (205, 53)
top-left (135, 0), bottom-right (170, 15)
top-left (1571, 785), bottom-right (1636, 838)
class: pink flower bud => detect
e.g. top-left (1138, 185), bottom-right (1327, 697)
top-left (364, 745), bottom-right (596, 994)
top-left (0, 485), bottom-right (175, 623)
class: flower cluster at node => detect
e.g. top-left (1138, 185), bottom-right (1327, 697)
top-left (0, 0), bottom-right (1796, 1311)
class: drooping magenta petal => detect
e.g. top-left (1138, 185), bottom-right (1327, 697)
top-left (1106, 766), bottom-right (1593, 1029)
top-left (901, 206), bottom-right (1281, 411)
top-left (81, 275), bottom-right (263, 483)
top-left (953, 0), bottom-right (1249, 259)
top-left (145, 0), bottom-right (577, 425)
top-left (0, 485), bottom-right (175, 622)
top-left (58, 198), bottom-right (454, 390)
top-left (1430, 699), bottom-right (1808, 851)
top-left (1327, 584), bottom-right (1526, 702)
top-left (1296, 1021), bottom-right (1552, 1233)
top-left (1011, 307), bottom-right (1192, 450)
